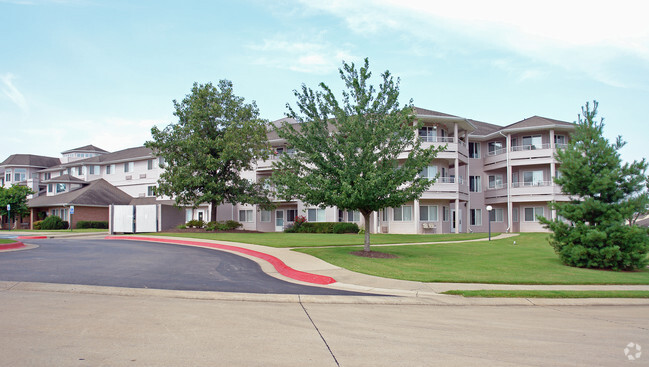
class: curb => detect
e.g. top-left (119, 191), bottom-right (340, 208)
top-left (17, 235), bottom-right (48, 240)
top-left (0, 241), bottom-right (26, 251)
top-left (105, 235), bottom-right (337, 285)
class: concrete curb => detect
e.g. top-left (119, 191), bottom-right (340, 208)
top-left (0, 241), bottom-right (26, 251)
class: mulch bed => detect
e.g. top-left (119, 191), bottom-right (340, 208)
top-left (351, 250), bottom-right (398, 259)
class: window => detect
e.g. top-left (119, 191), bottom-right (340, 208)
top-left (88, 165), bottom-right (100, 175)
top-left (61, 208), bottom-right (68, 221)
top-left (523, 170), bottom-right (544, 186)
top-left (239, 210), bottom-right (253, 222)
top-left (524, 207), bottom-right (544, 222)
top-left (260, 210), bottom-right (271, 222)
top-left (468, 142), bottom-right (481, 158)
top-left (147, 186), bottom-right (156, 197)
top-left (469, 176), bottom-right (481, 192)
top-left (56, 183), bottom-right (66, 193)
top-left (513, 207), bottom-right (519, 222)
top-left (418, 126), bottom-right (437, 142)
top-left (307, 208), bottom-right (326, 222)
top-left (522, 135), bottom-right (542, 149)
top-left (489, 208), bottom-right (504, 222)
top-left (488, 141), bottom-right (504, 154)
top-left (381, 209), bottom-right (388, 222)
top-left (124, 162), bottom-right (134, 173)
top-left (393, 205), bottom-right (412, 221)
top-left (51, 209), bottom-right (58, 217)
top-left (443, 206), bottom-right (449, 222)
top-left (12, 168), bottom-right (26, 182)
top-left (106, 164), bottom-right (115, 174)
top-left (5, 170), bottom-right (10, 182)
top-left (420, 205), bottom-right (438, 221)
top-left (420, 166), bottom-right (438, 180)
top-left (43, 172), bottom-right (51, 180)
top-left (488, 174), bottom-right (504, 189)
top-left (158, 157), bottom-right (165, 168)
top-left (77, 166), bottom-right (83, 175)
top-left (554, 135), bottom-right (566, 146)
top-left (48, 184), bottom-right (53, 193)
top-left (347, 210), bottom-right (360, 222)
top-left (286, 209), bottom-right (297, 222)
top-left (147, 159), bottom-right (154, 170)
top-left (470, 209), bottom-right (482, 226)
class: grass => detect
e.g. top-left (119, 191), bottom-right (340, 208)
top-left (295, 233), bottom-right (649, 285)
top-left (0, 239), bottom-right (16, 244)
top-left (442, 290), bottom-right (649, 298)
top-left (151, 232), bottom-right (494, 248)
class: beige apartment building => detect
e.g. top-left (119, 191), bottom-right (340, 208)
top-left (1, 107), bottom-right (574, 233)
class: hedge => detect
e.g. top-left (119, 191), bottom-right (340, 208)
top-left (76, 221), bottom-right (109, 229)
top-left (40, 216), bottom-right (69, 230)
top-left (285, 222), bottom-right (359, 234)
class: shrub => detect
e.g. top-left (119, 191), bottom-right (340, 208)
top-left (224, 220), bottom-right (243, 230)
top-left (62, 221), bottom-right (69, 230)
top-left (33, 220), bottom-right (43, 230)
top-left (40, 215), bottom-right (67, 230)
top-left (332, 222), bottom-right (359, 234)
top-left (178, 224), bottom-right (187, 229)
top-left (205, 220), bottom-right (243, 231)
top-left (186, 219), bottom-right (205, 228)
top-left (76, 221), bottom-right (108, 229)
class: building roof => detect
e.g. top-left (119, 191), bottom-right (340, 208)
top-left (503, 116), bottom-right (574, 130)
top-left (42, 174), bottom-right (89, 185)
top-left (0, 154), bottom-right (61, 168)
top-left (467, 119), bottom-right (503, 136)
top-left (129, 197), bottom-right (178, 206)
top-left (28, 179), bottom-right (133, 208)
top-left (61, 144), bottom-right (108, 154)
top-left (413, 107), bottom-right (460, 118)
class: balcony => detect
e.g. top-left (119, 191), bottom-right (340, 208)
top-left (420, 176), bottom-right (468, 200)
top-left (417, 136), bottom-right (468, 161)
top-left (257, 152), bottom-right (296, 170)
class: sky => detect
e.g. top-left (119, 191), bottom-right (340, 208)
top-left (1, 0), bottom-right (648, 163)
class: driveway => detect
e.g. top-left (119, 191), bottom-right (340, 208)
top-left (0, 238), bottom-right (368, 295)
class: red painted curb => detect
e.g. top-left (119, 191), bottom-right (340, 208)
top-left (17, 236), bottom-right (48, 239)
top-left (105, 236), bottom-right (337, 285)
top-left (0, 242), bottom-right (26, 250)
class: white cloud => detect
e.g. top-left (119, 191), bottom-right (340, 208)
top-left (296, 0), bottom-right (649, 88)
top-left (0, 73), bottom-right (28, 113)
top-left (249, 36), bottom-right (358, 74)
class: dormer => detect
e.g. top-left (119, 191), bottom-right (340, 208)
top-left (60, 145), bottom-right (109, 164)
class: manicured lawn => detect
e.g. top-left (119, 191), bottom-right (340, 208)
top-left (0, 239), bottom-right (16, 244)
top-left (442, 290), bottom-right (649, 298)
top-left (295, 233), bottom-right (649, 284)
top-left (151, 232), bottom-right (494, 248)
top-left (0, 229), bottom-right (107, 233)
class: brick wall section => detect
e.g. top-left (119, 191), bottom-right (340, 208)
top-left (71, 206), bottom-right (109, 229)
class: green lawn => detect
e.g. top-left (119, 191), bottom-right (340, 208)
top-left (443, 290), bottom-right (649, 298)
top-left (0, 239), bottom-right (16, 244)
top-left (0, 229), bottom-right (107, 233)
top-left (296, 233), bottom-right (649, 284)
top-left (150, 232), bottom-right (494, 248)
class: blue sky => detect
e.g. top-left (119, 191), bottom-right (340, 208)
top-left (1, 0), bottom-right (648, 164)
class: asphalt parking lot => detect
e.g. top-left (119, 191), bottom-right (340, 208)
top-left (0, 238), bottom-right (368, 295)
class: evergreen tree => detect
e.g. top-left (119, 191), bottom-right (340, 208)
top-left (146, 80), bottom-right (273, 221)
top-left (271, 58), bottom-right (444, 252)
top-left (541, 101), bottom-right (649, 270)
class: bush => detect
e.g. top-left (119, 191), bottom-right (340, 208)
top-left (40, 215), bottom-right (68, 230)
top-left (33, 220), bottom-right (43, 230)
top-left (186, 219), bottom-right (205, 228)
top-left (332, 222), bottom-right (359, 234)
top-left (224, 220), bottom-right (243, 230)
top-left (289, 222), bottom-right (344, 234)
top-left (76, 221), bottom-right (108, 229)
top-left (178, 224), bottom-right (187, 229)
top-left (205, 220), bottom-right (243, 231)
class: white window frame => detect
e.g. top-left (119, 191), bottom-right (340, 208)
top-left (489, 208), bottom-right (504, 222)
top-left (420, 165), bottom-right (438, 180)
top-left (470, 209), bottom-right (482, 226)
top-left (488, 174), bottom-right (504, 189)
top-left (239, 209), bottom-right (254, 223)
top-left (523, 170), bottom-right (544, 186)
top-left (468, 142), bottom-right (480, 158)
top-left (286, 209), bottom-right (298, 222)
top-left (260, 210), bottom-right (271, 222)
top-left (393, 205), bottom-right (412, 222)
top-left (307, 208), bottom-right (326, 222)
top-left (469, 176), bottom-right (481, 192)
top-left (124, 162), bottom-right (134, 173)
top-left (513, 207), bottom-right (519, 222)
top-left (147, 186), bottom-right (155, 197)
top-left (420, 205), bottom-right (438, 222)
top-left (524, 207), bottom-right (544, 222)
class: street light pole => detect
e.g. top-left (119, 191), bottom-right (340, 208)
top-left (486, 205), bottom-right (493, 241)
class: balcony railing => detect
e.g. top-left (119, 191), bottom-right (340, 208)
top-left (435, 176), bottom-right (464, 184)
top-left (511, 180), bottom-right (552, 188)
top-left (487, 148), bottom-right (507, 156)
top-left (486, 183), bottom-right (507, 190)
top-left (511, 143), bottom-right (551, 152)
top-left (269, 152), bottom-right (296, 160)
top-left (419, 136), bottom-right (454, 143)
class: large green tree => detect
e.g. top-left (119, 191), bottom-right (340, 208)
top-left (271, 58), bottom-right (444, 252)
top-left (0, 185), bottom-right (33, 229)
top-left (541, 101), bottom-right (649, 270)
top-left (146, 80), bottom-right (272, 221)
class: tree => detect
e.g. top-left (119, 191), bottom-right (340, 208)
top-left (145, 80), bottom-right (273, 221)
top-left (540, 101), bottom-right (649, 270)
top-left (271, 58), bottom-right (444, 252)
top-left (0, 185), bottom-right (33, 229)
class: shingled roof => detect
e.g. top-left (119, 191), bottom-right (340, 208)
top-left (503, 116), bottom-right (574, 130)
top-left (65, 146), bottom-right (153, 165)
top-left (28, 179), bottom-right (132, 208)
top-left (61, 145), bottom-right (108, 154)
top-left (42, 174), bottom-right (89, 185)
top-left (0, 154), bottom-right (60, 168)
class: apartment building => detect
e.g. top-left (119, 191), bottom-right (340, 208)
top-left (240, 107), bottom-right (574, 234)
top-left (1, 107), bottom-right (574, 233)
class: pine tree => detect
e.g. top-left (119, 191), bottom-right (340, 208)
top-left (541, 101), bottom-right (649, 270)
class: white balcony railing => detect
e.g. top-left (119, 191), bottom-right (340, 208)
top-left (487, 148), bottom-right (507, 156)
top-left (511, 180), bottom-right (552, 188)
top-left (486, 183), bottom-right (507, 190)
top-left (419, 136), bottom-right (454, 143)
top-left (511, 143), bottom-right (551, 152)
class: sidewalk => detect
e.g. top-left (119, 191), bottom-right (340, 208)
top-left (102, 234), bottom-right (649, 306)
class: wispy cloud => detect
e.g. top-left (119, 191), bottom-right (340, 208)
top-left (249, 36), bottom-right (358, 74)
top-left (0, 73), bottom-right (28, 113)
top-left (296, 0), bottom-right (649, 88)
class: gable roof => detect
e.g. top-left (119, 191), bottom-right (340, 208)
top-left (467, 119), bottom-right (503, 136)
top-left (0, 154), bottom-right (61, 168)
top-left (28, 179), bottom-right (133, 208)
top-left (42, 174), bottom-right (89, 185)
top-left (61, 145), bottom-right (108, 154)
top-left (503, 116), bottom-right (574, 130)
top-left (413, 107), bottom-right (460, 118)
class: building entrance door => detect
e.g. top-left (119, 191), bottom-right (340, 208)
top-left (275, 210), bottom-right (284, 232)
